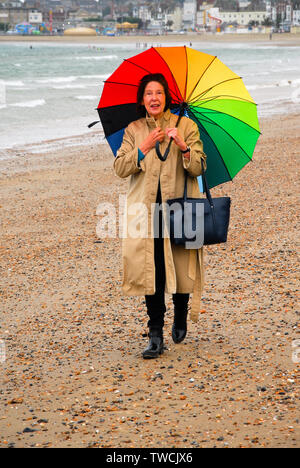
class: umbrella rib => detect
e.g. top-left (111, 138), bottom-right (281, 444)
top-left (192, 93), bottom-right (256, 107)
top-left (193, 107), bottom-right (255, 162)
top-left (191, 99), bottom-right (261, 135)
top-left (184, 45), bottom-right (188, 101)
top-left (191, 93), bottom-right (255, 107)
top-left (123, 57), bottom-right (152, 74)
top-left (189, 107), bottom-right (233, 183)
top-left (186, 55), bottom-right (217, 103)
top-left (123, 54), bottom-right (181, 104)
top-left (188, 77), bottom-right (250, 105)
top-left (104, 80), bottom-right (138, 88)
top-left (199, 108), bottom-right (261, 135)
top-left (151, 47), bottom-right (183, 104)
top-left (189, 106), bottom-right (254, 163)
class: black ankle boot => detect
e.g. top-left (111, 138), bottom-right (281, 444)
top-left (172, 308), bottom-right (188, 344)
top-left (142, 328), bottom-right (164, 359)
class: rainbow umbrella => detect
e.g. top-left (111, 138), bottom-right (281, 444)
top-left (91, 46), bottom-right (260, 189)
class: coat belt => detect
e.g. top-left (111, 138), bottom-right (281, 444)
top-left (190, 249), bottom-right (204, 323)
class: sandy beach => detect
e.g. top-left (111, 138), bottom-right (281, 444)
top-left (0, 112), bottom-right (299, 448)
top-left (1, 32), bottom-right (300, 46)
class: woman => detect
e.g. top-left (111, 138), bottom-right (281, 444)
top-left (114, 73), bottom-right (206, 359)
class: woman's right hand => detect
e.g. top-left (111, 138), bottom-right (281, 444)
top-left (139, 127), bottom-right (165, 155)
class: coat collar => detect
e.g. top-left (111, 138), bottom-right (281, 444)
top-left (145, 108), bottom-right (172, 127)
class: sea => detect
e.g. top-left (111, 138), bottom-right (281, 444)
top-left (0, 39), bottom-right (300, 155)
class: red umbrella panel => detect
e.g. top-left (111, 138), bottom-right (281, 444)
top-left (95, 47), bottom-right (187, 155)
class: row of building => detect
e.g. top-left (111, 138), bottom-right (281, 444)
top-left (0, 1), bottom-right (299, 34)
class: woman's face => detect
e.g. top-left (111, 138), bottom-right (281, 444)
top-left (142, 81), bottom-right (166, 120)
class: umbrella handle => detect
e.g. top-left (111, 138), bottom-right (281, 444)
top-left (155, 138), bottom-right (173, 161)
top-left (155, 107), bottom-right (185, 162)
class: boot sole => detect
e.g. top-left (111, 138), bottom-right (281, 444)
top-left (142, 348), bottom-right (164, 359)
top-left (172, 325), bottom-right (187, 344)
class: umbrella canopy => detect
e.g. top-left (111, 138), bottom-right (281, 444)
top-left (94, 46), bottom-right (260, 189)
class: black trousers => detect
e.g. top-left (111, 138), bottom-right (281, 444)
top-left (145, 184), bottom-right (189, 329)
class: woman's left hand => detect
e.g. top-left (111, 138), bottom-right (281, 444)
top-left (165, 127), bottom-right (187, 152)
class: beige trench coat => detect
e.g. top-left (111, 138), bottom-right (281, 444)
top-left (114, 109), bottom-right (207, 322)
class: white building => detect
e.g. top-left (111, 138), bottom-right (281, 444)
top-left (133, 5), bottom-right (151, 24)
top-left (265, 0), bottom-right (272, 16)
top-left (166, 6), bottom-right (182, 32)
top-left (28, 9), bottom-right (42, 23)
top-left (0, 11), bottom-right (9, 22)
top-left (286, 3), bottom-right (292, 22)
top-left (238, 1), bottom-right (251, 7)
top-left (217, 10), bottom-right (269, 25)
top-left (183, 0), bottom-right (197, 29)
top-left (293, 10), bottom-right (300, 25)
top-left (196, 9), bottom-right (206, 27)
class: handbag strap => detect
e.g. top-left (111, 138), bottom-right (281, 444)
top-left (183, 159), bottom-right (214, 208)
top-left (201, 159), bottom-right (214, 208)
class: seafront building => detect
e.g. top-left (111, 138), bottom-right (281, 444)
top-left (0, 0), bottom-right (299, 34)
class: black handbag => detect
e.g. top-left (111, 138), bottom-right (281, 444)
top-left (165, 160), bottom-right (231, 248)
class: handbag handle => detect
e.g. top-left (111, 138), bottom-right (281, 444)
top-left (184, 159), bottom-right (213, 207)
top-left (184, 160), bottom-right (217, 232)
top-left (201, 159), bottom-right (214, 208)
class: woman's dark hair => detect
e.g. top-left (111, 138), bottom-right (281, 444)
top-left (136, 73), bottom-right (172, 117)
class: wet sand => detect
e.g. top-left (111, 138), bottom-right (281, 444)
top-left (1, 32), bottom-right (300, 47)
top-left (0, 113), bottom-right (299, 448)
